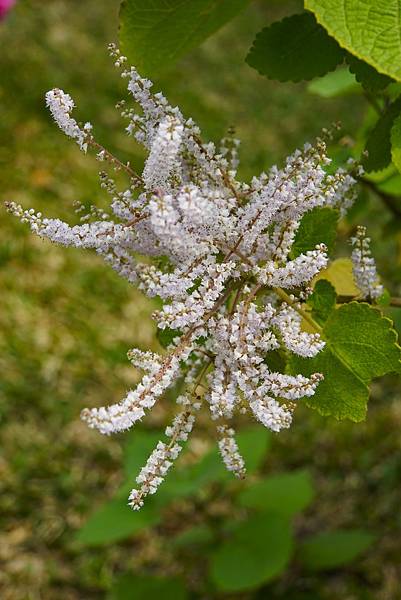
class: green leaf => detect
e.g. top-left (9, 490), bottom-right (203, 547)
top-left (307, 279), bottom-right (336, 324)
top-left (305, 0), bottom-right (401, 82)
top-left (299, 529), bottom-right (375, 571)
top-left (76, 494), bottom-right (160, 546)
top-left (246, 13), bottom-right (344, 83)
top-left (391, 113), bottom-right (401, 174)
top-left (290, 303), bottom-right (401, 421)
top-left (346, 54), bottom-right (392, 93)
top-left (210, 512), bottom-right (293, 592)
top-left (363, 97), bottom-right (401, 172)
top-left (291, 207), bottom-right (338, 258)
top-left (238, 470), bottom-right (314, 517)
top-left (110, 573), bottom-right (188, 600)
top-left (307, 67), bottom-right (360, 98)
top-left (119, 0), bottom-right (249, 76)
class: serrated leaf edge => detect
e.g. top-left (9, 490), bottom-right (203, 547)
top-left (304, 3), bottom-right (401, 82)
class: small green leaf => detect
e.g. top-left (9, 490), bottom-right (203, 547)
top-left (291, 207), bottom-right (338, 258)
top-left (210, 512), bottom-right (293, 592)
top-left (307, 67), bottom-right (360, 98)
top-left (290, 303), bottom-right (401, 421)
top-left (246, 13), bottom-right (344, 83)
top-left (238, 470), bottom-right (314, 517)
top-left (305, 0), bottom-right (401, 82)
top-left (346, 54), bottom-right (393, 92)
top-left (110, 573), bottom-right (188, 600)
top-left (77, 495), bottom-right (160, 546)
top-left (119, 0), bottom-right (249, 76)
top-left (391, 113), bottom-right (401, 174)
top-left (299, 529), bottom-right (375, 571)
top-left (307, 279), bottom-right (336, 324)
top-left (363, 97), bottom-right (401, 172)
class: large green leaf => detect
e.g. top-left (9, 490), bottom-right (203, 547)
top-left (110, 574), bottom-right (188, 600)
top-left (246, 13), bottom-right (344, 82)
top-left (210, 512), bottom-right (293, 592)
top-left (119, 0), bottom-right (249, 76)
top-left (290, 302), bottom-right (401, 421)
top-left (305, 0), bottom-right (401, 82)
top-left (299, 529), bottom-right (375, 571)
top-left (76, 493), bottom-right (160, 546)
top-left (291, 207), bottom-right (338, 258)
top-left (363, 97), bottom-right (401, 172)
top-left (238, 470), bottom-right (314, 517)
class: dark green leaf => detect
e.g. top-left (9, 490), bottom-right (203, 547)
top-left (238, 470), bottom-right (314, 517)
top-left (307, 279), bottom-right (336, 324)
top-left (210, 512), bottom-right (293, 591)
top-left (291, 207), bottom-right (338, 258)
top-left (110, 573), bottom-right (188, 600)
top-left (305, 0), bottom-right (401, 82)
top-left (119, 0), bottom-right (249, 76)
top-left (290, 303), bottom-right (401, 421)
top-left (346, 54), bottom-right (392, 92)
top-left (246, 13), bottom-right (344, 83)
top-left (363, 97), bottom-right (401, 172)
top-left (299, 529), bottom-right (375, 571)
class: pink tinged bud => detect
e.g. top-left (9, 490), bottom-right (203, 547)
top-left (0, 0), bottom-right (16, 20)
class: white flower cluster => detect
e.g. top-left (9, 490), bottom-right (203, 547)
top-left (217, 425), bottom-right (246, 479)
top-left (7, 44), bottom-right (359, 509)
top-left (45, 89), bottom-right (92, 152)
top-left (351, 225), bottom-right (383, 300)
top-left (129, 395), bottom-right (200, 510)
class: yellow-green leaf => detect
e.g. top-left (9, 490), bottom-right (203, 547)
top-left (290, 303), bottom-right (401, 421)
top-left (305, 0), bottom-right (401, 82)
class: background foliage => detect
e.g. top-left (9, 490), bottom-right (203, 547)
top-left (2, 0), bottom-right (401, 598)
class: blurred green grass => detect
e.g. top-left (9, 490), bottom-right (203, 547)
top-left (1, 1), bottom-right (401, 599)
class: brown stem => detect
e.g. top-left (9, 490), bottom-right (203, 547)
top-left (88, 138), bottom-right (143, 185)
